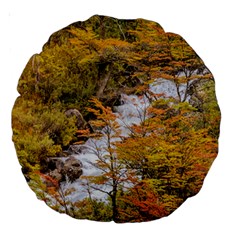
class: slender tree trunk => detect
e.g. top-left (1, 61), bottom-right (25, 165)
top-left (99, 16), bottom-right (106, 39)
top-left (175, 81), bottom-right (182, 102)
top-left (141, 157), bottom-right (148, 180)
top-left (182, 80), bottom-right (189, 102)
top-left (116, 20), bottom-right (126, 40)
top-left (96, 63), bottom-right (113, 98)
top-left (111, 183), bottom-right (118, 222)
top-left (58, 185), bottom-right (69, 215)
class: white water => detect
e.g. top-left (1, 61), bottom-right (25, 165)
top-left (60, 78), bottom-right (189, 202)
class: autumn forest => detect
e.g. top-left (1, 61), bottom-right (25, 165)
top-left (12, 15), bottom-right (220, 223)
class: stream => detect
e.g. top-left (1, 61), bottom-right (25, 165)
top-left (60, 79), bottom-right (190, 202)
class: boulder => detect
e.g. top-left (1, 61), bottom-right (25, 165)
top-left (43, 158), bottom-right (64, 172)
top-left (65, 109), bottom-right (87, 129)
top-left (67, 144), bottom-right (83, 154)
top-left (45, 156), bottom-right (83, 183)
top-left (49, 169), bottom-right (63, 182)
top-left (61, 156), bottom-right (83, 183)
top-left (100, 93), bottom-right (122, 108)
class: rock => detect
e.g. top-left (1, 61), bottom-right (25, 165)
top-left (63, 144), bottom-right (90, 155)
top-left (67, 144), bottom-right (83, 154)
top-left (100, 93), bottom-right (122, 108)
top-left (49, 169), bottom-right (62, 182)
top-left (61, 156), bottom-right (83, 183)
top-left (45, 158), bottom-right (64, 172)
top-left (45, 156), bottom-right (83, 183)
top-left (65, 109), bottom-right (87, 129)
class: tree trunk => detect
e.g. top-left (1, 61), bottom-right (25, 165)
top-left (111, 184), bottom-right (118, 222)
top-left (182, 80), bottom-right (189, 102)
top-left (96, 63), bottom-right (113, 98)
top-left (175, 81), bottom-right (182, 102)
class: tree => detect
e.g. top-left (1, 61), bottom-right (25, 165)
top-left (68, 27), bottom-right (134, 99)
top-left (28, 171), bottom-right (76, 216)
top-left (158, 33), bottom-right (213, 102)
top-left (117, 180), bottom-right (168, 222)
top-left (77, 95), bottom-right (218, 222)
top-left (126, 19), bottom-right (170, 84)
top-left (78, 98), bottom-right (137, 222)
top-left (119, 100), bottom-right (217, 198)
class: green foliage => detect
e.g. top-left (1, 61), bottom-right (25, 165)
top-left (189, 79), bottom-right (221, 137)
top-left (71, 198), bottom-right (112, 221)
top-left (12, 98), bottom-right (77, 178)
